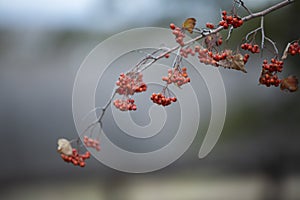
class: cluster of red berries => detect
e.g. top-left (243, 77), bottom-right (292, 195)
top-left (162, 67), bottom-right (190, 87)
top-left (116, 72), bottom-right (147, 96)
top-left (259, 59), bottom-right (283, 87)
top-left (262, 58), bottom-right (283, 72)
top-left (195, 46), bottom-right (228, 66)
top-left (196, 48), bottom-right (218, 66)
top-left (113, 98), bottom-right (137, 111)
top-left (206, 23), bottom-right (215, 29)
top-left (151, 93), bottom-right (177, 106)
top-left (259, 72), bottom-right (281, 87)
top-left (241, 43), bottom-right (260, 53)
top-left (209, 51), bottom-right (227, 62)
top-left (83, 136), bottom-right (101, 151)
top-left (170, 23), bottom-right (185, 46)
top-left (288, 41), bottom-right (300, 56)
top-left (180, 47), bottom-right (195, 58)
top-left (60, 148), bottom-right (90, 167)
top-left (115, 72), bottom-right (146, 111)
top-left (219, 11), bottom-right (243, 29)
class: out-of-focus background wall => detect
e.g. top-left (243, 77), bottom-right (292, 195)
top-left (0, 0), bottom-right (300, 200)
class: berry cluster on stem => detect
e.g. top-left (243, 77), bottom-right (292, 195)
top-left (151, 93), bottom-right (177, 106)
top-left (241, 43), bottom-right (260, 54)
top-left (259, 59), bottom-right (283, 87)
top-left (83, 136), bottom-right (101, 151)
top-left (288, 41), bottom-right (300, 56)
top-left (162, 67), bottom-right (190, 87)
top-left (219, 10), bottom-right (243, 29)
top-left (170, 23), bottom-right (185, 46)
top-left (60, 148), bottom-right (90, 167)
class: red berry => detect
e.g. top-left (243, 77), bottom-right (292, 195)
top-left (79, 162), bottom-right (86, 167)
top-left (219, 20), bottom-right (225, 26)
top-left (239, 20), bottom-right (243, 26)
top-left (291, 50), bottom-right (296, 55)
top-left (170, 23), bottom-right (176, 30)
top-left (72, 159), bottom-right (78, 165)
top-left (217, 39), bottom-right (223, 46)
top-left (226, 16), bottom-right (233, 22)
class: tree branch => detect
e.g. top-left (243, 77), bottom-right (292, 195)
top-left (82, 0), bottom-right (295, 139)
top-left (151, 0), bottom-right (294, 62)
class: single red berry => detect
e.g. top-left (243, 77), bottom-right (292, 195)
top-left (72, 159), bottom-right (78, 166)
top-left (226, 16), bottom-right (233, 22)
top-left (233, 17), bottom-right (239, 24)
top-left (223, 23), bottom-right (229, 29)
top-left (221, 52), bottom-right (227, 59)
top-left (217, 39), bottom-right (223, 46)
top-left (170, 23), bottom-right (176, 30)
top-left (291, 50), bottom-right (296, 55)
top-left (79, 161), bottom-right (86, 167)
top-left (219, 20), bottom-right (225, 26)
top-left (271, 58), bottom-right (276, 63)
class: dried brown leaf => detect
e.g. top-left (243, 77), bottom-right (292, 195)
top-left (182, 18), bottom-right (196, 34)
top-left (219, 50), bottom-right (247, 73)
top-left (280, 75), bottom-right (298, 92)
top-left (57, 138), bottom-right (73, 156)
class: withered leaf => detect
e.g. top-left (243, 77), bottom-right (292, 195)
top-left (182, 18), bottom-right (196, 34)
top-left (280, 75), bottom-right (298, 92)
top-left (57, 138), bottom-right (73, 156)
top-left (219, 50), bottom-right (247, 73)
top-left (231, 54), bottom-right (247, 73)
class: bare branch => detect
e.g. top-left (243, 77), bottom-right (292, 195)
top-left (245, 27), bottom-right (261, 41)
top-left (260, 17), bottom-right (265, 54)
top-left (226, 26), bottom-right (234, 41)
top-left (265, 36), bottom-right (279, 56)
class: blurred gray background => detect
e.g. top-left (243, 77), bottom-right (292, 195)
top-left (0, 0), bottom-right (300, 199)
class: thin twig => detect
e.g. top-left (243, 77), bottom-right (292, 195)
top-left (234, 0), bottom-right (253, 15)
top-left (226, 27), bottom-right (234, 41)
top-left (260, 16), bottom-right (265, 55)
top-left (97, 90), bottom-right (117, 124)
top-left (265, 36), bottom-right (279, 56)
top-left (245, 27), bottom-right (261, 41)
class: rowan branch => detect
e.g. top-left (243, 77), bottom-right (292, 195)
top-left (94, 0), bottom-right (294, 132)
